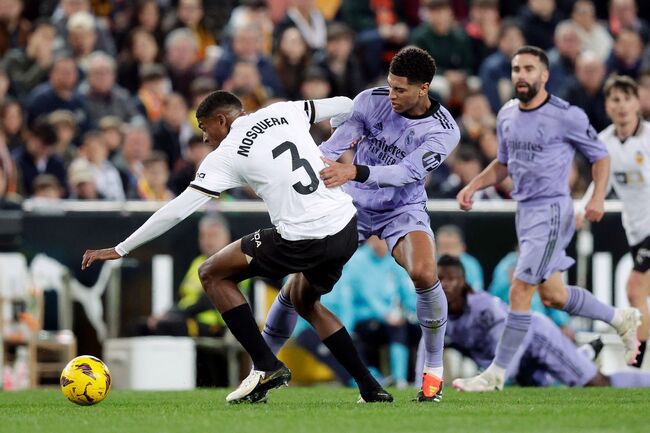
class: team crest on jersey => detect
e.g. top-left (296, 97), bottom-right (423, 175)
top-left (405, 129), bottom-right (415, 146)
top-left (422, 151), bottom-right (442, 171)
top-left (635, 151), bottom-right (644, 165)
top-left (371, 122), bottom-right (383, 136)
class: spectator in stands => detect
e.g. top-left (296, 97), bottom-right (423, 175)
top-left (299, 66), bottom-right (333, 144)
top-left (411, 0), bottom-right (473, 110)
top-left (13, 119), bottom-right (67, 197)
top-left (435, 224), bottom-right (485, 291)
top-left (273, 27), bottom-right (311, 100)
top-left (339, 0), bottom-right (409, 82)
top-left (75, 131), bottom-right (125, 200)
top-left (314, 22), bottom-right (364, 99)
top-left (31, 174), bottom-right (64, 200)
top-left (223, 61), bottom-right (269, 112)
top-left (464, 0), bottom-right (501, 73)
top-left (48, 109), bottom-right (78, 165)
top-left (67, 158), bottom-right (101, 199)
top-left (546, 21), bottom-right (582, 96)
top-left (274, 0), bottom-right (327, 52)
top-left (66, 11), bottom-right (100, 69)
top-left (1, 20), bottom-right (56, 102)
top-left (134, 63), bottom-right (169, 123)
top-left (488, 250), bottom-right (574, 338)
top-left (0, 99), bottom-right (25, 152)
top-left (457, 91), bottom-right (496, 149)
top-left (132, 214), bottom-right (231, 338)
top-left (117, 28), bottom-right (161, 94)
top-left (152, 93), bottom-right (192, 171)
top-left (169, 134), bottom-right (211, 196)
top-left (25, 54), bottom-right (92, 136)
top-left (0, 0), bottom-right (31, 56)
top-left (123, 0), bottom-right (164, 48)
top-left (0, 68), bottom-right (8, 104)
top-left (51, 0), bottom-right (116, 56)
top-left (98, 116), bottom-right (124, 159)
top-left (478, 129), bottom-right (499, 164)
top-left (163, 0), bottom-right (216, 61)
top-left (609, 0), bottom-right (649, 43)
top-left (636, 71), bottom-right (650, 120)
top-left (0, 130), bottom-right (18, 201)
top-left (559, 51), bottom-right (609, 132)
top-left (479, 20), bottom-right (525, 113)
top-left (214, 24), bottom-right (283, 97)
top-left (112, 124), bottom-right (152, 198)
top-left (606, 28), bottom-right (644, 78)
top-left (517, 0), bottom-right (562, 51)
top-left (137, 150), bottom-right (174, 201)
top-left (226, 0), bottom-right (274, 56)
top-left (164, 28), bottom-right (200, 102)
top-left (0, 160), bottom-right (20, 209)
top-left (79, 51), bottom-right (143, 125)
top-left (570, 0), bottom-right (613, 62)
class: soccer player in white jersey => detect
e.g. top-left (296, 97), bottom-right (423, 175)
top-left (81, 91), bottom-right (393, 404)
top-left (578, 75), bottom-right (650, 367)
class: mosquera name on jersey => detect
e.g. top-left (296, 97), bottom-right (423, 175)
top-left (599, 119), bottom-right (650, 246)
top-left (190, 100), bottom-right (356, 241)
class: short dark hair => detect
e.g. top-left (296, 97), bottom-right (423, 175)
top-left (437, 254), bottom-right (465, 273)
top-left (196, 91), bottom-right (243, 120)
top-left (604, 74), bottom-right (639, 99)
top-left (513, 45), bottom-right (549, 69)
top-left (31, 118), bottom-right (58, 146)
top-left (389, 46), bottom-right (437, 85)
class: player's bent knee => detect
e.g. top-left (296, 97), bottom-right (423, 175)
top-left (407, 264), bottom-right (437, 289)
top-left (198, 261), bottom-right (216, 289)
top-left (627, 274), bottom-right (648, 303)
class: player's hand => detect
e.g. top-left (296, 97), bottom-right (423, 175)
top-left (320, 157), bottom-right (356, 188)
top-left (457, 185), bottom-right (476, 211)
top-left (81, 247), bottom-right (120, 270)
top-left (584, 197), bottom-right (605, 223)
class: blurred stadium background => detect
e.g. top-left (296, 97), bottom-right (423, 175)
top-left (1, 0), bottom-right (649, 393)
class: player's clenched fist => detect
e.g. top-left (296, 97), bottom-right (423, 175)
top-left (457, 186), bottom-right (475, 211)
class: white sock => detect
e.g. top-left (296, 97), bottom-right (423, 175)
top-left (423, 366), bottom-right (443, 379)
top-left (486, 363), bottom-right (506, 379)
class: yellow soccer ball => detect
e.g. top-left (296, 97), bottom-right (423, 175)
top-left (60, 355), bottom-right (112, 406)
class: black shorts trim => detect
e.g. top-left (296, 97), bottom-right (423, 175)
top-left (240, 217), bottom-right (357, 294)
top-left (630, 236), bottom-right (650, 273)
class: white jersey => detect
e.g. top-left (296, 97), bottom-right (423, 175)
top-left (599, 120), bottom-right (650, 246)
top-left (190, 100), bottom-right (356, 241)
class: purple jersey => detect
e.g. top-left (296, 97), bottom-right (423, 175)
top-left (320, 87), bottom-right (460, 211)
top-left (496, 95), bottom-right (608, 203)
top-left (447, 292), bottom-right (597, 386)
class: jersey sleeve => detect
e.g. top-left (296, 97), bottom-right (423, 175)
top-left (363, 127), bottom-right (460, 188)
top-left (496, 111), bottom-right (509, 165)
top-left (318, 91), bottom-right (369, 161)
top-left (189, 146), bottom-right (244, 197)
top-left (566, 106), bottom-right (609, 163)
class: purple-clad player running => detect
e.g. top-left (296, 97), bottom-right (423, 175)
top-left (436, 255), bottom-right (650, 389)
top-left (258, 47), bottom-right (460, 402)
top-left (454, 46), bottom-right (641, 392)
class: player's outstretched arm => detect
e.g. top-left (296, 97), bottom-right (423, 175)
top-left (457, 159), bottom-right (509, 211)
top-left (81, 187), bottom-right (211, 270)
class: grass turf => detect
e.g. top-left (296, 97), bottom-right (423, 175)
top-left (1, 387), bottom-right (648, 433)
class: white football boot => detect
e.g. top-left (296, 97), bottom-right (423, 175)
top-left (613, 307), bottom-right (642, 364)
top-left (452, 369), bottom-right (504, 392)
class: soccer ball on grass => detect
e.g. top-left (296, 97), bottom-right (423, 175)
top-left (60, 355), bottom-right (112, 405)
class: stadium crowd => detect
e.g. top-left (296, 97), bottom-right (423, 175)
top-left (1, 0), bottom-right (649, 207)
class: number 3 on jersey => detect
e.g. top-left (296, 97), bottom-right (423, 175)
top-left (272, 141), bottom-right (319, 195)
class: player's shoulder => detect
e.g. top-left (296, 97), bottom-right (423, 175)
top-left (355, 87), bottom-right (391, 105)
top-left (598, 123), bottom-right (616, 141)
top-left (496, 99), bottom-right (519, 119)
top-left (547, 94), bottom-right (571, 111)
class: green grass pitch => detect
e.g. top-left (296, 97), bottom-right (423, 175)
top-left (1, 387), bottom-right (648, 433)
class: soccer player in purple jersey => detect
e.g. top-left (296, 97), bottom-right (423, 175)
top-left (257, 47), bottom-right (460, 402)
top-left (454, 46), bottom-right (641, 392)
top-left (435, 255), bottom-right (650, 389)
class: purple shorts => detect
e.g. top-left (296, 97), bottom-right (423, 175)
top-left (515, 315), bottom-right (597, 387)
top-left (514, 197), bottom-right (575, 285)
top-left (356, 204), bottom-right (434, 253)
